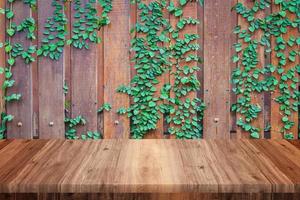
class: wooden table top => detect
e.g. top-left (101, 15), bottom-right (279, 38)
top-left (0, 139), bottom-right (300, 194)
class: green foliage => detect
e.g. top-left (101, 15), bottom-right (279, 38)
top-left (65, 115), bottom-right (86, 139)
top-left (0, 0), bottom-right (113, 140)
top-left (118, 0), bottom-right (205, 139)
top-left (67, 0), bottom-right (112, 49)
top-left (232, 0), bottom-right (300, 139)
top-left (65, 115), bottom-right (101, 140)
top-left (98, 103), bottom-right (112, 113)
top-left (0, 113), bottom-right (13, 139)
top-left (37, 0), bottom-right (67, 60)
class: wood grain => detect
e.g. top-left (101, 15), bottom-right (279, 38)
top-left (203, 0), bottom-right (234, 138)
top-left (0, 140), bottom-right (300, 194)
top-left (2, 193), bottom-right (300, 200)
top-left (38, 0), bottom-right (65, 138)
top-left (103, 0), bottom-right (130, 138)
top-left (71, 0), bottom-right (98, 136)
top-left (7, 1), bottom-right (33, 138)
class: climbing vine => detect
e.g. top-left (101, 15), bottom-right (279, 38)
top-left (0, 0), bottom-right (38, 139)
top-left (37, 0), bottom-right (67, 60)
top-left (0, 0), bottom-right (112, 139)
top-left (67, 0), bottom-right (112, 49)
top-left (118, 0), bottom-right (205, 139)
top-left (232, 0), bottom-right (300, 139)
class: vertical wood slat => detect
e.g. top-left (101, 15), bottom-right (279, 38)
top-left (7, 1), bottom-right (33, 138)
top-left (32, 1), bottom-right (39, 138)
top-left (96, 4), bottom-right (104, 137)
top-left (0, 1), bottom-right (298, 139)
top-left (0, 1), bottom-right (5, 121)
top-left (203, 0), bottom-right (234, 139)
top-left (271, 2), bottom-right (299, 139)
top-left (103, 0), bottom-right (130, 138)
top-left (64, 1), bottom-right (72, 122)
top-left (230, 0), bottom-right (238, 136)
top-left (71, 0), bottom-right (98, 136)
top-left (143, 0), bottom-right (165, 139)
top-left (168, 1), bottom-right (198, 139)
top-left (235, 0), bottom-right (265, 139)
top-left (38, 0), bottom-right (65, 138)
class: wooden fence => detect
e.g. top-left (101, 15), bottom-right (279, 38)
top-left (0, 0), bottom-right (299, 139)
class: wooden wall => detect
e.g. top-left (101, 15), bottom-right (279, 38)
top-left (0, 0), bottom-right (299, 139)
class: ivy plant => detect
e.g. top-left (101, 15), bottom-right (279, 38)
top-left (118, 0), bottom-right (205, 139)
top-left (67, 0), bottom-right (112, 49)
top-left (232, 0), bottom-right (300, 139)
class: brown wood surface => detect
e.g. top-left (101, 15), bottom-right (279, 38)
top-left (0, 140), bottom-right (300, 194)
top-left (7, 1), bottom-right (33, 138)
top-left (203, 0), bottom-right (235, 138)
top-left (71, 0), bottom-right (98, 136)
top-left (2, 193), bottom-right (300, 200)
top-left (38, 0), bottom-right (65, 138)
top-left (103, 0), bottom-right (130, 138)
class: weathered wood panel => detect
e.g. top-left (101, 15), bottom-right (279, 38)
top-left (38, 0), bottom-right (65, 138)
top-left (71, 0), bottom-right (98, 136)
top-left (7, 1), bottom-right (33, 138)
top-left (103, 0), bottom-right (130, 138)
top-left (0, 1), bottom-right (298, 139)
top-left (203, 0), bottom-right (235, 139)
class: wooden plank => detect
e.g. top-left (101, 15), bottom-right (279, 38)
top-left (71, 0), bottom-right (98, 137)
top-left (168, 1), bottom-right (198, 139)
top-left (0, 140), bottom-right (300, 193)
top-left (103, 0), bottom-right (130, 138)
top-left (235, 1), bottom-right (265, 139)
top-left (0, 139), bottom-right (13, 151)
top-left (7, 1), bottom-right (33, 138)
top-left (64, 0), bottom-right (72, 121)
top-left (248, 140), bottom-right (300, 190)
top-left (203, 0), bottom-right (234, 138)
top-left (0, 140), bottom-right (48, 192)
top-left (270, 1), bottom-right (299, 139)
top-left (38, 0), bottom-right (65, 138)
top-left (142, 1), bottom-right (165, 139)
top-left (0, 0), bottom-right (5, 124)
top-left (96, 3), bottom-right (104, 137)
top-left (288, 140), bottom-right (300, 150)
top-left (230, 0), bottom-right (238, 136)
top-left (31, 1), bottom-right (39, 138)
top-left (7, 193), bottom-right (300, 200)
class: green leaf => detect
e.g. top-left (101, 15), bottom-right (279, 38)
top-left (174, 9), bottom-right (183, 17)
top-left (7, 58), bottom-right (15, 66)
top-left (232, 55), bottom-right (239, 63)
top-left (250, 132), bottom-right (260, 139)
top-left (179, 0), bottom-right (187, 6)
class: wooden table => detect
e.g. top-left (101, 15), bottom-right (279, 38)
top-left (1, 139), bottom-right (300, 200)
